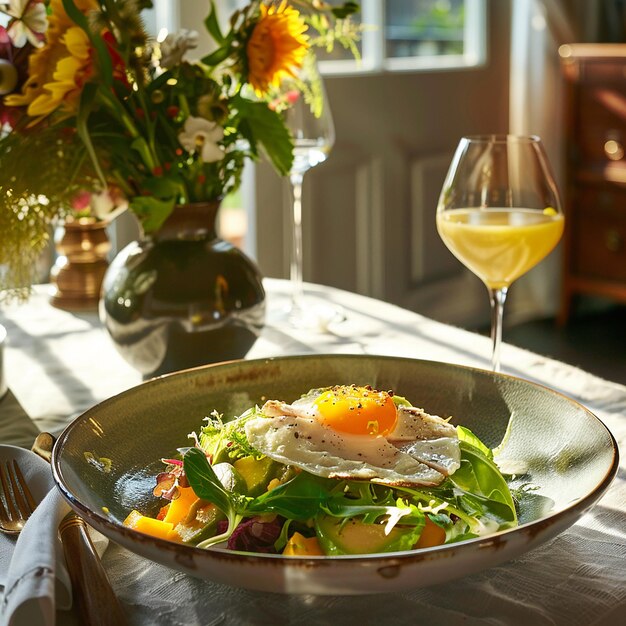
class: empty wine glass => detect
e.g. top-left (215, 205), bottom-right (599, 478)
top-left (436, 135), bottom-right (565, 372)
top-left (278, 52), bottom-right (343, 330)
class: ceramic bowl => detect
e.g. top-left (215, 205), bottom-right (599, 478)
top-left (52, 355), bottom-right (618, 595)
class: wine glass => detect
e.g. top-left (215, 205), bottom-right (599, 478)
top-left (279, 52), bottom-right (343, 329)
top-left (436, 135), bottom-right (565, 372)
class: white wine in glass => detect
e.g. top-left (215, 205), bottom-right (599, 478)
top-left (436, 135), bottom-right (565, 372)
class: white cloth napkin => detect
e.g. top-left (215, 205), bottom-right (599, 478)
top-left (0, 445), bottom-right (108, 626)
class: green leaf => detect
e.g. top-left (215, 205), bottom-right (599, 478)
top-left (130, 137), bottom-right (157, 170)
top-left (511, 485), bottom-right (555, 525)
top-left (199, 407), bottom-right (263, 463)
top-left (456, 425), bottom-right (493, 460)
top-left (183, 447), bottom-right (233, 515)
top-left (450, 442), bottom-right (517, 525)
top-left (323, 498), bottom-right (425, 532)
top-left (331, 2), bottom-right (361, 19)
top-left (392, 395), bottom-right (412, 408)
top-left (129, 195), bottom-right (175, 233)
top-left (234, 96), bottom-right (294, 176)
top-left (76, 82), bottom-right (106, 187)
top-left (184, 448), bottom-right (248, 549)
top-left (492, 412), bottom-right (515, 458)
top-left (204, 1), bottom-right (225, 45)
top-left (247, 473), bottom-right (331, 520)
top-left (201, 45), bottom-right (233, 68)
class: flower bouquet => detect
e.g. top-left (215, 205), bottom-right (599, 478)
top-left (0, 0), bottom-right (360, 299)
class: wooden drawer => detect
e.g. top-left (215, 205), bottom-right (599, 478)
top-left (576, 87), bottom-right (626, 164)
top-left (559, 45), bottom-right (626, 319)
top-left (571, 188), bottom-right (626, 280)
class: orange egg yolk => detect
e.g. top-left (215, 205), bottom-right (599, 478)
top-left (313, 386), bottom-right (398, 436)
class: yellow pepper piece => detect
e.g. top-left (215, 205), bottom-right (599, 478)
top-left (414, 516), bottom-right (446, 549)
top-left (543, 207), bottom-right (557, 216)
top-left (283, 532), bottom-right (325, 556)
top-left (123, 510), bottom-right (174, 541)
top-left (162, 486), bottom-right (199, 527)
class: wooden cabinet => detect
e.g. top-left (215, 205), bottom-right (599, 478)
top-left (558, 44), bottom-right (626, 323)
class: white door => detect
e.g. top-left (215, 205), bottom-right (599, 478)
top-left (254, 0), bottom-right (511, 327)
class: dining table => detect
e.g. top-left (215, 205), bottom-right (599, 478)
top-left (0, 278), bottom-right (624, 626)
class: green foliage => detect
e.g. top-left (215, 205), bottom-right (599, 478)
top-left (1, 0), bottom-right (361, 296)
top-left (0, 125), bottom-right (95, 299)
top-left (234, 96), bottom-right (294, 176)
top-left (198, 408), bottom-right (262, 464)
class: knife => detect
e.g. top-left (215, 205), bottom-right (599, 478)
top-left (32, 432), bottom-right (128, 626)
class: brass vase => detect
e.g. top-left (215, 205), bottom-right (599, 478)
top-left (50, 217), bottom-right (111, 311)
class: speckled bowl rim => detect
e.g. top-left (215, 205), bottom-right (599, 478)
top-left (52, 355), bottom-right (619, 567)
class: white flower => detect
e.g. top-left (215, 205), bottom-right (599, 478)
top-left (158, 29), bottom-right (199, 69)
top-left (4, 0), bottom-right (48, 48)
top-left (90, 189), bottom-right (128, 221)
top-left (178, 116), bottom-right (225, 163)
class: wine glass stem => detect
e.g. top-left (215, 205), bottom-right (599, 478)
top-left (289, 172), bottom-right (305, 310)
top-left (488, 286), bottom-right (508, 372)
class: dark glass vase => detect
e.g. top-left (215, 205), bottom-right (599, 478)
top-left (99, 202), bottom-right (265, 378)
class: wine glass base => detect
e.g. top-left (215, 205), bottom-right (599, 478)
top-left (279, 299), bottom-right (346, 333)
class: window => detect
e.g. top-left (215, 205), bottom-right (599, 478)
top-left (319, 0), bottom-right (486, 73)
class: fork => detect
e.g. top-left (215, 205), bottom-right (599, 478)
top-left (0, 459), bottom-right (37, 534)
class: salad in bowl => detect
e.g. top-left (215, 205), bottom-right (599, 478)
top-left (123, 384), bottom-right (523, 556)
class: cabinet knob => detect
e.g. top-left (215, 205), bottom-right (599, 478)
top-left (605, 229), bottom-right (623, 252)
top-left (604, 138), bottom-right (624, 161)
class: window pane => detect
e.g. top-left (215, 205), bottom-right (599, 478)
top-left (313, 0), bottom-right (363, 62)
top-left (385, 0), bottom-right (465, 58)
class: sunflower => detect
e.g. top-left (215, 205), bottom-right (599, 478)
top-left (28, 26), bottom-right (93, 116)
top-left (5, 0), bottom-right (98, 117)
top-left (246, 1), bottom-right (309, 95)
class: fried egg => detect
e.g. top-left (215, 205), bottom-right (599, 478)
top-left (244, 385), bottom-right (461, 487)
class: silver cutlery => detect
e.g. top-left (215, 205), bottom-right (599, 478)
top-left (0, 459), bottom-right (36, 534)
top-left (32, 432), bottom-right (128, 626)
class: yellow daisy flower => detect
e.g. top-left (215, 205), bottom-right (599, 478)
top-left (5, 0), bottom-right (97, 116)
top-left (246, 1), bottom-right (309, 95)
top-left (28, 26), bottom-right (92, 116)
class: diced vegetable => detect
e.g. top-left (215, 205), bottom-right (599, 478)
top-left (171, 502), bottom-right (224, 544)
top-left (283, 532), bottom-right (324, 556)
top-left (162, 486), bottom-right (200, 527)
top-left (123, 510), bottom-right (174, 541)
top-left (414, 516), bottom-right (446, 548)
top-left (315, 515), bottom-right (423, 556)
top-left (233, 455), bottom-right (279, 496)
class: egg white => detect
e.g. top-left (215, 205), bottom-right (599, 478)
top-left (244, 415), bottom-right (446, 486)
top-left (244, 396), bottom-right (461, 486)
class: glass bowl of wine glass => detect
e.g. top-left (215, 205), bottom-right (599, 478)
top-left (436, 135), bottom-right (565, 372)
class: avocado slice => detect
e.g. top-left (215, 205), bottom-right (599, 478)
top-left (233, 455), bottom-right (282, 496)
top-left (212, 462), bottom-right (247, 494)
top-left (173, 501), bottom-right (225, 544)
top-left (315, 515), bottom-right (424, 555)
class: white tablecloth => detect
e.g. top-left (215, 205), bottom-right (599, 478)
top-left (1, 280), bottom-right (624, 625)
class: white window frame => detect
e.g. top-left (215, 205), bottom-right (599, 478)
top-left (320, 0), bottom-right (487, 76)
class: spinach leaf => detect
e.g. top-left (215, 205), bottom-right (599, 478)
top-left (450, 442), bottom-right (517, 527)
top-left (320, 482), bottom-right (424, 532)
top-left (247, 472), bottom-right (332, 520)
top-left (183, 447), bottom-right (247, 548)
top-left (456, 425), bottom-right (493, 459)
